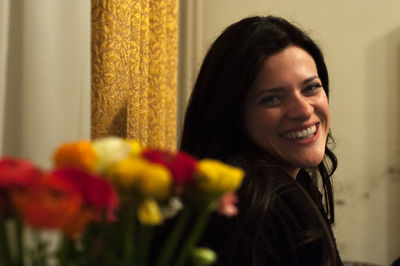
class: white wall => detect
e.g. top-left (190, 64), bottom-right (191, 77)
top-left (1, 0), bottom-right (91, 168)
top-left (179, 1), bottom-right (400, 265)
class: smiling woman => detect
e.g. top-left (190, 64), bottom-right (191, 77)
top-left (180, 16), bottom-right (342, 265)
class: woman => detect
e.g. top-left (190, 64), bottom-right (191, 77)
top-left (180, 16), bottom-right (343, 265)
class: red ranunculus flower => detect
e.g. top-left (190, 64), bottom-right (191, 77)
top-left (11, 173), bottom-right (83, 231)
top-left (0, 157), bottom-right (41, 188)
top-left (0, 157), bottom-right (41, 216)
top-left (52, 168), bottom-right (119, 222)
top-left (141, 149), bottom-right (198, 186)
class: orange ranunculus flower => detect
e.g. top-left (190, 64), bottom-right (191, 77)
top-left (53, 141), bottom-right (97, 172)
top-left (11, 172), bottom-right (83, 231)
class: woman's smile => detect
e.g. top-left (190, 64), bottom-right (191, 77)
top-left (281, 123), bottom-right (318, 140)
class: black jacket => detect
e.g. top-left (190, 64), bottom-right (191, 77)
top-left (199, 168), bottom-right (343, 266)
top-left (150, 164), bottom-right (343, 266)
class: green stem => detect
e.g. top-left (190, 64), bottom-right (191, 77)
top-left (59, 236), bottom-right (74, 266)
top-left (123, 201), bottom-right (136, 265)
top-left (174, 204), bottom-right (213, 266)
top-left (59, 237), bottom-right (67, 266)
top-left (0, 216), bottom-right (12, 266)
top-left (134, 226), bottom-right (153, 266)
top-left (155, 206), bottom-right (193, 266)
top-left (83, 223), bottom-right (102, 266)
top-left (30, 230), bottom-right (47, 266)
top-left (15, 219), bottom-right (24, 266)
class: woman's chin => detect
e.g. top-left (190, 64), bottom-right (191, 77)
top-left (283, 153), bottom-right (325, 171)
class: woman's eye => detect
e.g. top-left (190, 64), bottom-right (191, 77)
top-left (260, 95), bottom-right (281, 105)
top-left (304, 83), bottom-right (322, 93)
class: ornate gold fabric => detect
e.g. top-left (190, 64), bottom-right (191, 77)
top-left (91, 0), bottom-right (178, 151)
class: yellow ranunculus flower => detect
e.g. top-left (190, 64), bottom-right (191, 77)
top-left (127, 140), bottom-right (142, 157)
top-left (92, 137), bottom-right (139, 174)
top-left (53, 141), bottom-right (97, 172)
top-left (195, 159), bottom-right (244, 193)
top-left (138, 163), bottom-right (172, 200)
top-left (105, 157), bottom-right (148, 187)
top-left (137, 198), bottom-right (163, 226)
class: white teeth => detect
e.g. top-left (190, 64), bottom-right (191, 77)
top-left (284, 125), bottom-right (316, 140)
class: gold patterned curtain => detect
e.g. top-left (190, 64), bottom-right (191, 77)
top-left (91, 0), bottom-right (178, 151)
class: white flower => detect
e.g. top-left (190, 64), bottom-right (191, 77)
top-left (92, 137), bottom-right (134, 174)
top-left (161, 197), bottom-right (183, 219)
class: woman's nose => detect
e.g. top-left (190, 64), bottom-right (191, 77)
top-left (286, 95), bottom-right (314, 120)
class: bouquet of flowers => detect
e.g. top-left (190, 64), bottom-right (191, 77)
top-left (0, 137), bottom-right (244, 266)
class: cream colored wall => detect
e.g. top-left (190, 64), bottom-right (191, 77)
top-left (1, 0), bottom-right (90, 168)
top-left (179, 0), bottom-right (400, 265)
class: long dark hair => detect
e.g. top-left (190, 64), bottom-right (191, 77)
top-left (180, 16), bottom-right (338, 265)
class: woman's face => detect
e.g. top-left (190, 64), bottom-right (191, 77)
top-left (244, 45), bottom-right (330, 178)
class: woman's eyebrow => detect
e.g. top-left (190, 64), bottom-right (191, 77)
top-left (302, 75), bottom-right (320, 85)
top-left (254, 87), bottom-right (284, 98)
